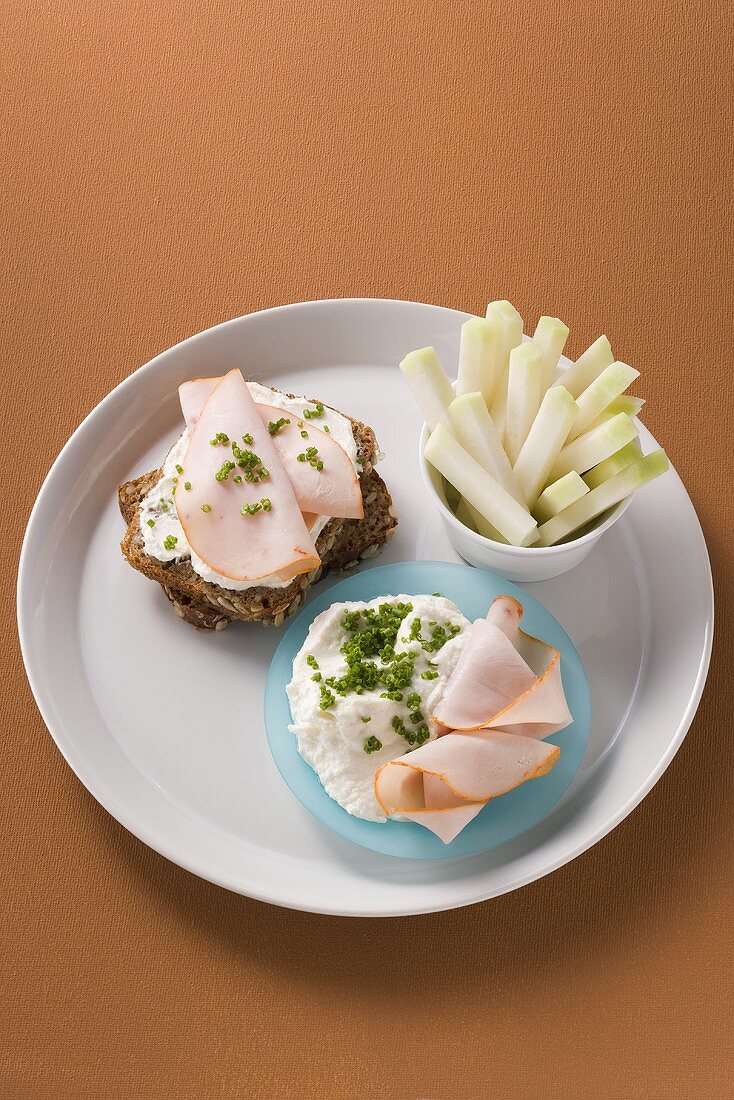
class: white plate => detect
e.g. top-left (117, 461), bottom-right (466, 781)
top-left (17, 299), bottom-right (714, 917)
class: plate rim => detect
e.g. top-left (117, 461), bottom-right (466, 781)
top-left (16, 297), bottom-right (715, 916)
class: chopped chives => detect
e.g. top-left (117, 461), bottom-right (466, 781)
top-left (319, 685), bottom-right (336, 710)
top-left (268, 417), bottom-right (290, 435)
top-left (240, 497), bottom-right (272, 516)
top-left (214, 460), bottom-right (236, 482)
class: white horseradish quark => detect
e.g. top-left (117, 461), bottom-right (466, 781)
top-left (286, 594), bottom-right (471, 821)
top-left (138, 382), bottom-right (358, 591)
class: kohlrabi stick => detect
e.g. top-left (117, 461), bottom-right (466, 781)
top-left (532, 316), bottom-right (570, 395)
top-left (448, 392), bottom-right (524, 502)
top-left (586, 394), bottom-right (645, 432)
top-left (425, 424), bottom-right (538, 547)
top-left (549, 412), bottom-right (638, 482)
top-left (399, 347), bottom-right (454, 431)
top-left (483, 300), bottom-right (523, 442)
top-left (505, 343), bottom-right (543, 465)
top-left (536, 450), bottom-right (669, 546)
top-left (455, 497), bottom-right (507, 543)
top-left (512, 385), bottom-right (579, 508)
top-left (456, 318), bottom-right (501, 406)
top-left (567, 361), bottom-right (640, 441)
top-left (554, 334), bottom-right (614, 397)
top-left (532, 472), bottom-right (589, 524)
top-left (490, 374), bottom-right (509, 445)
top-left (583, 440), bottom-right (642, 489)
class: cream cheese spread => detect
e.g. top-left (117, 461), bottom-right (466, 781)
top-left (286, 595), bottom-right (470, 821)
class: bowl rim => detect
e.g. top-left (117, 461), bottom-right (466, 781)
top-left (418, 421), bottom-right (635, 557)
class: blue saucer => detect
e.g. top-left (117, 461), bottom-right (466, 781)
top-left (264, 562), bottom-right (590, 860)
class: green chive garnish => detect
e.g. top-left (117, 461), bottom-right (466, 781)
top-left (319, 685), bottom-right (336, 710)
top-left (296, 445), bottom-right (324, 470)
top-left (240, 498), bottom-right (272, 517)
top-left (267, 417), bottom-right (290, 435)
top-left (316, 602), bottom-right (425, 710)
top-left (215, 460), bottom-right (236, 482)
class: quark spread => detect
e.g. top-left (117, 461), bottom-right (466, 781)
top-left (287, 594), bottom-right (470, 821)
top-left (139, 382), bottom-right (358, 591)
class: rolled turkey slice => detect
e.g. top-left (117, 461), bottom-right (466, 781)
top-left (433, 596), bottom-right (572, 738)
top-left (178, 378), bottom-right (363, 519)
top-left (374, 731), bottom-right (560, 844)
top-left (176, 369), bottom-right (321, 583)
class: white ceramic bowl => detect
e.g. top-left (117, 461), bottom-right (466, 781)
top-left (418, 421), bottom-right (634, 582)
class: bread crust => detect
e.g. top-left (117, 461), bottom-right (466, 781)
top-left (118, 395), bottom-right (397, 629)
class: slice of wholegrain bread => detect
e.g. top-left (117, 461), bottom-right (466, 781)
top-left (118, 392), bottom-right (397, 629)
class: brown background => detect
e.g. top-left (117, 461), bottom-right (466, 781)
top-left (2, 2), bottom-right (733, 1097)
